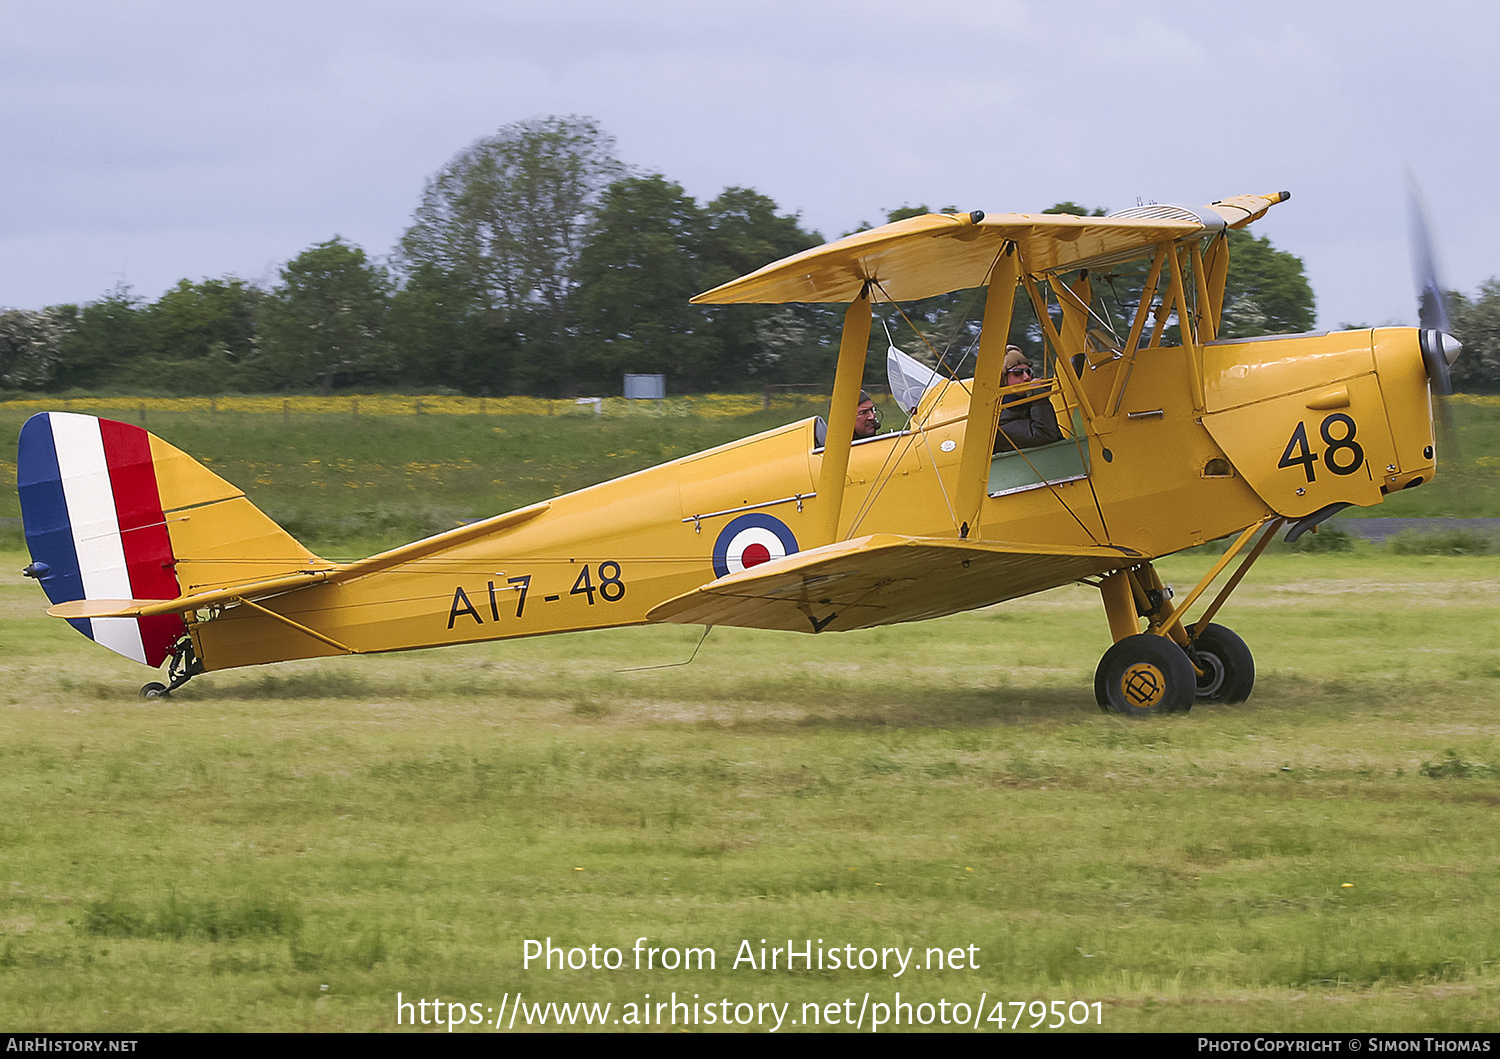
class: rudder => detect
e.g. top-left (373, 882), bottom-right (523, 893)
top-left (18, 412), bottom-right (327, 669)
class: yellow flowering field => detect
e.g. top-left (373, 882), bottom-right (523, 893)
top-left (0, 392), bottom-right (799, 419)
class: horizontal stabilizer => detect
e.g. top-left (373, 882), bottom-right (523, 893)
top-left (47, 599), bottom-right (173, 620)
top-left (45, 568), bottom-right (336, 620)
top-left (43, 502), bottom-right (558, 621)
top-left (647, 534), bottom-right (1140, 634)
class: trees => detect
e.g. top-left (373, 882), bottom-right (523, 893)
top-left (1042, 202), bottom-right (1107, 218)
top-left (697, 187), bottom-right (827, 388)
top-left (0, 308), bottom-right (66, 390)
top-left (700, 187), bottom-right (823, 289)
top-left (24, 279), bottom-right (265, 394)
top-left (572, 175), bottom-right (712, 391)
top-left (4, 115), bottom-right (1336, 395)
top-left (118, 278), bottom-right (267, 394)
top-left (387, 263), bottom-right (519, 394)
top-left (146, 278), bottom-right (261, 364)
top-left (1449, 279), bottom-right (1500, 392)
top-left (396, 116), bottom-right (622, 391)
top-left (572, 179), bottom-right (828, 393)
top-left (261, 238), bottom-right (394, 394)
top-left (1218, 229), bottom-right (1316, 339)
top-left (53, 285), bottom-right (146, 390)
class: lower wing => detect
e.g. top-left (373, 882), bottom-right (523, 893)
top-left (647, 533), bottom-right (1143, 633)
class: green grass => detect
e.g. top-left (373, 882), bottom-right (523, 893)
top-left (1340, 400), bottom-right (1500, 519)
top-left (1388, 529), bottom-right (1494, 555)
top-left (1, 548), bottom-right (1498, 1031)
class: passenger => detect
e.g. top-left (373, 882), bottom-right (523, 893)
top-left (853, 390), bottom-right (882, 439)
top-left (994, 347), bottom-right (1062, 452)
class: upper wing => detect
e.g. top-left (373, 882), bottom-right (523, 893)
top-left (646, 534), bottom-right (1142, 634)
top-left (691, 194), bottom-right (1289, 306)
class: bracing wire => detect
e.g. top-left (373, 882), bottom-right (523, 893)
top-left (615, 625), bottom-right (713, 672)
top-left (841, 276), bottom-right (993, 536)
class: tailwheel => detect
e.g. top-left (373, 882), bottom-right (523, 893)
top-left (139, 637), bottom-right (203, 700)
top-left (1188, 623), bottom-right (1255, 703)
top-left (1095, 634), bottom-right (1196, 717)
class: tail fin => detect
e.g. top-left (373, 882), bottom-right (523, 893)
top-left (17, 412), bottom-right (327, 668)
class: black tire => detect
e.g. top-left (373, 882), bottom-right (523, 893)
top-left (1094, 634), bottom-right (1196, 717)
top-left (140, 682), bottom-right (168, 700)
top-left (1189, 623), bottom-right (1255, 703)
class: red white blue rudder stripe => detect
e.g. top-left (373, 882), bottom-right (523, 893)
top-left (18, 412), bottom-right (185, 667)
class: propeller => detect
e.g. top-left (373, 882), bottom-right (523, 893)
top-left (1407, 173), bottom-right (1462, 453)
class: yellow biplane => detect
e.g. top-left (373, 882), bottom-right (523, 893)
top-left (17, 191), bottom-right (1462, 715)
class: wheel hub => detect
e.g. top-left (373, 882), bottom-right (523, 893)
top-left (1120, 662), bottom-right (1168, 709)
top-left (1192, 649), bottom-right (1227, 697)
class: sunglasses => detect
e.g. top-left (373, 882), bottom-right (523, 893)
top-left (1007, 364), bottom-right (1034, 377)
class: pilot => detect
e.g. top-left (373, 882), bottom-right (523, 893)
top-left (853, 390), bottom-right (882, 439)
top-left (995, 347), bottom-right (1062, 452)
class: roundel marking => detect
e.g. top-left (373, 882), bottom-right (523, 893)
top-left (711, 513), bottom-right (799, 579)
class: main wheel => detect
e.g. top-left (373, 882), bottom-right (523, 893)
top-left (140, 682), bottom-right (168, 699)
top-left (1188, 623), bottom-right (1255, 703)
top-left (1094, 634), bottom-right (1196, 716)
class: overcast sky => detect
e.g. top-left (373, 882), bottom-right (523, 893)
top-left (4, 0), bottom-right (1496, 332)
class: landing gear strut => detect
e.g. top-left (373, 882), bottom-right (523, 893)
top-left (139, 637), bottom-right (202, 699)
top-left (1092, 521), bottom-right (1278, 717)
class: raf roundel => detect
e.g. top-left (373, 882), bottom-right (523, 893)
top-left (711, 513), bottom-right (799, 579)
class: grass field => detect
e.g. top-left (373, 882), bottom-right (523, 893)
top-left (1, 548), bottom-right (1498, 1032)
top-left (0, 398), bottom-right (1498, 1032)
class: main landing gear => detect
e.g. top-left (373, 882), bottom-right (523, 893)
top-left (1090, 521), bottom-right (1278, 717)
top-left (1093, 624), bottom-right (1254, 716)
top-left (139, 637), bottom-right (203, 700)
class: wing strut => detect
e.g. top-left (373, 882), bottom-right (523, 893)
top-left (954, 243), bottom-right (1020, 535)
top-left (814, 284), bottom-right (873, 546)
